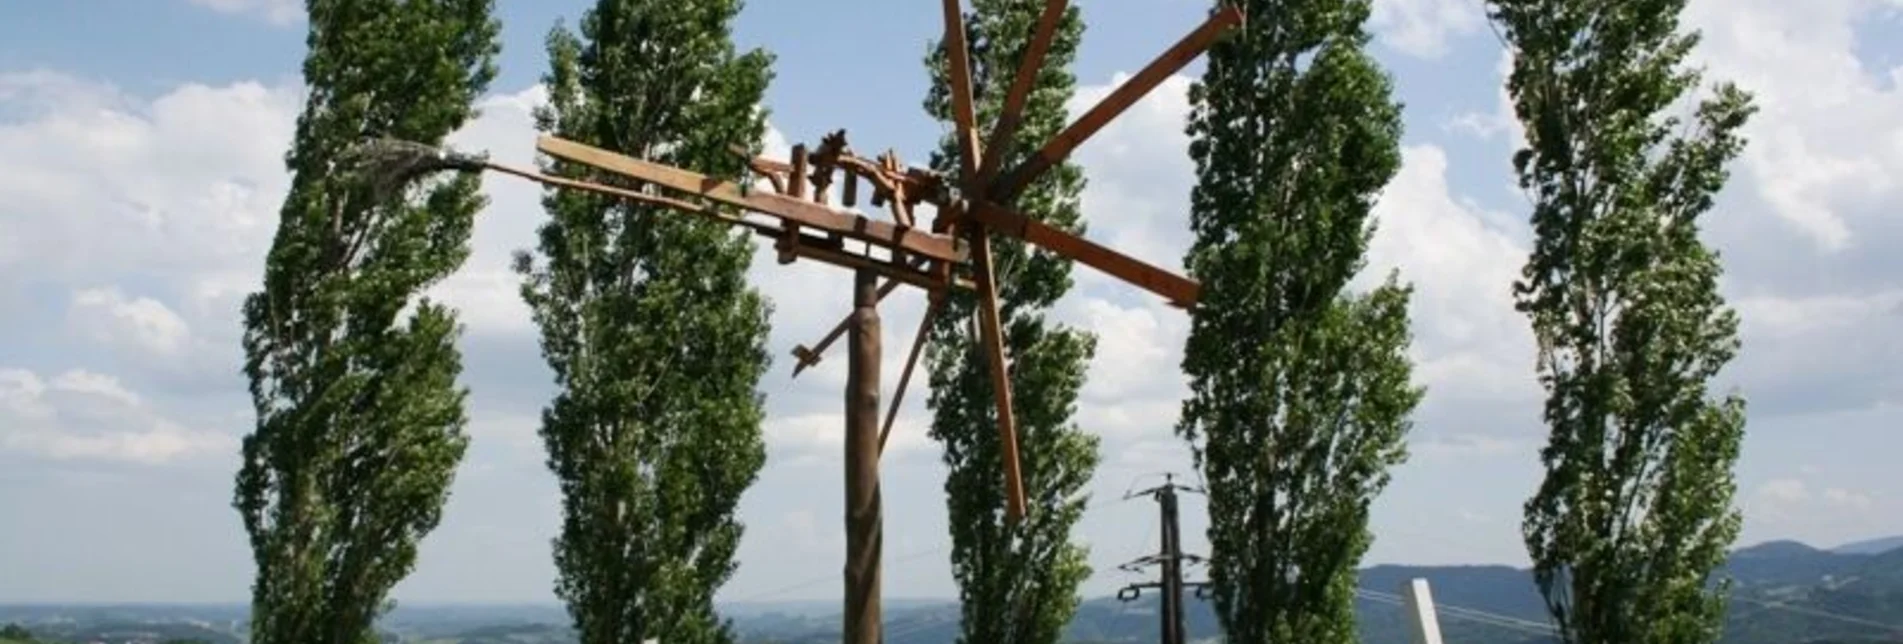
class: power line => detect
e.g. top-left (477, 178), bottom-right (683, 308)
top-left (1728, 595), bottom-right (1903, 636)
top-left (1356, 587), bottom-right (1557, 637)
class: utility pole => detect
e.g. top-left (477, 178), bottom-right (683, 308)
top-left (1117, 474), bottom-right (1209, 644)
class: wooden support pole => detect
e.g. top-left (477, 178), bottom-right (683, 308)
top-left (844, 269), bottom-right (883, 644)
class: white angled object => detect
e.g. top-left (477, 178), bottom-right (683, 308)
top-left (1402, 577), bottom-right (1445, 644)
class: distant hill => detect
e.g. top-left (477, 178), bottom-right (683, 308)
top-left (4, 535), bottom-right (1899, 643)
top-left (1832, 535), bottom-right (1903, 556)
top-left (722, 535), bottom-right (1903, 643)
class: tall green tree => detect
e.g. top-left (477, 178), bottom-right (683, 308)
top-left (234, 2), bottom-right (499, 643)
top-left (513, 2), bottom-right (774, 642)
top-left (1176, 0), bottom-right (1419, 641)
top-left (1488, 0), bottom-right (1756, 641)
top-left (921, 2), bottom-right (1099, 642)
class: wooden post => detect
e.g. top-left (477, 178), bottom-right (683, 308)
top-left (1402, 578), bottom-right (1445, 644)
top-left (844, 269), bottom-right (883, 644)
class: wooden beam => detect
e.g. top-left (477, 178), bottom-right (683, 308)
top-left (482, 160), bottom-right (788, 239)
top-left (772, 236), bottom-right (945, 292)
top-left (791, 256), bottom-right (936, 377)
top-left (941, 0), bottom-right (983, 185)
top-left (970, 227), bottom-right (1028, 523)
top-left (538, 135), bottom-right (964, 263)
top-left (977, 0), bottom-right (1067, 184)
top-left (879, 296), bottom-right (940, 455)
top-left (969, 200), bottom-right (1199, 307)
top-left (990, 5), bottom-right (1243, 201)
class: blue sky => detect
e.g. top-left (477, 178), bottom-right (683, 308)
top-left (3, 0), bottom-right (1901, 606)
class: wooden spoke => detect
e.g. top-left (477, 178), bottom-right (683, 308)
top-left (970, 226), bottom-right (1028, 523)
top-left (969, 201), bottom-right (1199, 307)
top-left (538, 135), bottom-right (965, 263)
top-left (941, 0), bottom-right (983, 186)
top-left (793, 270), bottom-right (910, 377)
top-left (977, 0), bottom-right (1068, 184)
top-left (789, 256), bottom-right (977, 377)
top-left (878, 295), bottom-right (941, 455)
top-left (991, 5), bottom-right (1243, 201)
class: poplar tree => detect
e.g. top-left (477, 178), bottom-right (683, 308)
top-left (1488, 0), bottom-right (1757, 640)
top-left (234, 1), bottom-right (499, 643)
top-left (512, 2), bottom-right (774, 642)
top-left (1176, 0), bottom-right (1419, 641)
top-left (922, 2), bottom-right (1099, 641)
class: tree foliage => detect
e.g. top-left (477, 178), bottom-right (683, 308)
top-left (921, 2), bottom-right (1100, 641)
top-left (234, 2), bottom-right (499, 643)
top-left (514, 2), bottom-right (775, 642)
top-left (1177, 0), bottom-right (1419, 641)
top-left (1487, 0), bottom-right (1757, 641)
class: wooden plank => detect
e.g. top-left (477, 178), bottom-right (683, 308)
top-left (941, 0), bottom-right (983, 184)
top-left (970, 201), bottom-right (1199, 307)
top-left (970, 228), bottom-right (1028, 522)
top-left (991, 5), bottom-right (1243, 201)
top-left (977, 0), bottom-right (1068, 184)
top-left (483, 161), bottom-right (787, 239)
top-left (538, 135), bottom-right (964, 262)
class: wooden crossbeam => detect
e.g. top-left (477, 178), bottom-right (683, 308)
top-left (538, 135), bottom-right (965, 263)
top-left (990, 5), bottom-right (1243, 202)
top-left (969, 200), bottom-right (1199, 307)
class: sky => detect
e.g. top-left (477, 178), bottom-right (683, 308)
top-left (2, 0), bottom-right (1902, 606)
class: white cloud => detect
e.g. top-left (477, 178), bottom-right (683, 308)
top-left (1372, 0), bottom-right (1486, 58)
top-left (69, 287), bottom-right (192, 356)
top-left (1364, 145), bottom-right (1537, 407)
top-left (1757, 478), bottom-right (1808, 504)
top-left (1823, 487), bottom-right (1874, 511)
top-left (1685, 0), bottom-right (1903, 252)
top-left (0, 367), bottom-right (230, 465)
top-left (1446, 46), bottom-right (1528, 154)
top-left (0, 72), bottom-right (298, 304)
top-left (185, 0), bottom-right (301, 26)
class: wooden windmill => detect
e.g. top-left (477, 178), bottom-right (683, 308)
top-left (369, 1), bottom-right (1240, 640)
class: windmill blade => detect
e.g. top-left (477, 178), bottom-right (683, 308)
top-left (879, 295), bottom-right (942, 454)
top-left (976, 0), bottom-right (1068, 184)
top-left (941, 0), bottom-right (984, 186)
top-left (969, 201), bottom-right (1199, 307)
top-left (989, 4), bottom-right (1244, 202)
top-left (969, 227), bottom-right (1028, 522)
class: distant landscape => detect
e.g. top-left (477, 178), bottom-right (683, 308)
top-left (5, 536), bottom-right (1900, 644)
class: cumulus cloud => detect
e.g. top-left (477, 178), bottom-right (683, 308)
top-left (1372, 0), bottom-right (1486, 58)
top-left (69, 287), bottom-right (192, 356)
top-left (0, 367), bottom-right (230, 465)
top-left (184, 0), bottom-right (302, 26)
